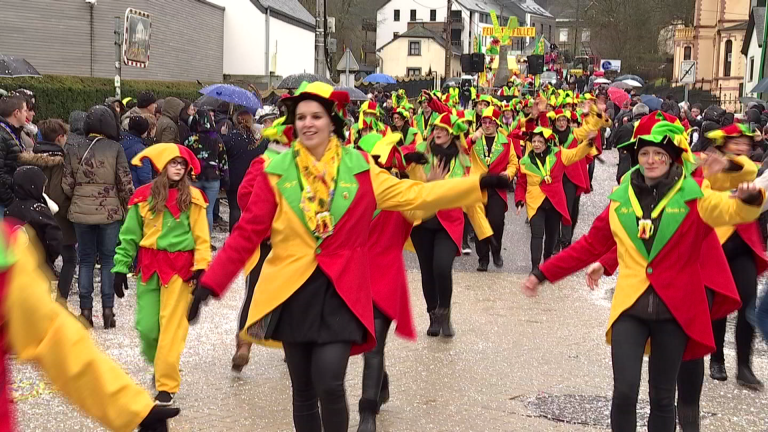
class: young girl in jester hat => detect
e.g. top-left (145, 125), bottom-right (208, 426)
top-left (111, 143), bottom-right (211, 407)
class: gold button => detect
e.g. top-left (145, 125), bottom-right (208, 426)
top-left (343, 192), bottom-right (349, 200)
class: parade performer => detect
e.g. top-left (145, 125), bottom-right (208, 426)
top-left (112, 143), bottom-right (211, 406)
top-left (187, 82), bottom-right (508, 432)
top-left (355, 132), bottom-right (417, 432)
top-left (701, 124), bottom-right (767, 390)
top-left (391, 108), bottom-right (422, 147)
top-left (404, 113), bottom-right (496, 336)
top-left (349, 117), bottom-right (383, 147)
top-left (467, 107), bottom-right (519, 271)
top-left (522, 111), bottom-right (762, 432)
top-left (0, 222), bottom-right (179, 431)
top-left (501, 102), bottom-right (518, 134)
top-left (415, 94), bottom-right (439, 137)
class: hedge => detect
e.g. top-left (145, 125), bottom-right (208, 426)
top-left (0, 75), bottom-right (207, 121)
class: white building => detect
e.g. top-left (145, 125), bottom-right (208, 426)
top-left (376, 0), bottom-right (554, 57)
top-left (378, 24), bottom-right (462, 78)
top-left (208, 0), bottom-right (315, 78)
top-left (742, 6), bottom-right (765, 96)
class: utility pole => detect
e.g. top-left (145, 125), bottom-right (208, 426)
top-left (314, 0), bottom-right (326, 76)
top-left (573, 0), bottom-right (580, 58)
top-left (444, 0), bottom-right (453, 81)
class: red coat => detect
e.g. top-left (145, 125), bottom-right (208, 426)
top-left (560, 134), bottom-right (591, 195)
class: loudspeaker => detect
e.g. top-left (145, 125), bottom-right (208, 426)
top-left (527, 55), bottom-right (544, 75)
top-left (470, 53), bottom-right (485, 73)
top-left (461, 54), bottom-right (472, 73)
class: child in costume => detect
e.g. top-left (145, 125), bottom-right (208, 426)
top-left (0, 222), bottom-right (179, 431)
top-left (112, 143), bottom-right (211, 406)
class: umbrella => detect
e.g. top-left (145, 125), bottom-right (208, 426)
top-left (610, 81), bottom-right (633, 89)
top-left (607, 87), bottom-right (630, 107)
top-left (363, 74), bottom-right (397, 84)
top-left (640, 94), bottom-right (663, 111)
top-left (277, 73), bottom-right (333, 89)
top-left (594, 78), bottom-right (611, 84)
top-left (194, 95), bottom-right (225, 110)
top-left (334, 85), bottom-right (368, 101)
top-left (615, 75), bottom-right (644, 86)
top-left (198, 84), bottom-right (262, 110)
top-left (0, 55), bottom-right (41, 78)
top-left (622, 79), bottom-right (643, 88)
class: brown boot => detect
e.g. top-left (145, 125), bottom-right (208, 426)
top-left (232, 336), bottom-right (252, 372)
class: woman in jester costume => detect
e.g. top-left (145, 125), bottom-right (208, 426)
top-left (187, 82), bottom-right (508, 432)
top-left (523, 111), bottom-right (762, 432)
top-left (112, 143), bottom-right (211, 406)
top-left (391, 107), bottom-right (422, 147)
top-left (403, 113), bottom-right (501, 337)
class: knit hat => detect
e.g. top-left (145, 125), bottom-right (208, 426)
top-left (705, 123), bottom-right (754, 147)
top-left (619, 110), bottom-right (693, 165)
top-left (128, 115), bottom-right (150, 136)
top-left (136, 91), bottom-right (157, 109)
top-left (433, 113), bottom-right (468, 136)
top-left (132, 143), bottom-right (201, 175)
top-left (281, 81), bottom-right (350, 139)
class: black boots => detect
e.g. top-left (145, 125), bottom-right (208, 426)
top-left (709, 360), bottom-right (727, 381)
top-left (436, 307), bottom-right (455, 337)
top-left (476, 261), bottom-right (488, 272)
top-left (79, 308), bottom-right (94, 328)
top-left (379, 372), bottom-right (390, 406)
top-left (737, 364), bottom-right (764, 391)
top-left (427, 311), bottom-right (441, 337)
top-left (677, 404), bottom-right (700, 432)
top-left (492, 254), bottom-right (504, 268)
top-left (103, 308), bottom-right (116, 329)
top-left (357, 398), bottom-right (379, 432)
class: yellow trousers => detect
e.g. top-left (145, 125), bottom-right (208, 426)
top-left (135, 273), bottom-right (192, 393)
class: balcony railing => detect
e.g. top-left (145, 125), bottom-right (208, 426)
top-left (675, 27), bottom-right (694, 41)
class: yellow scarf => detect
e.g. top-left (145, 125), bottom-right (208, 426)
top-left (295, 136), bottom-right (342, 239)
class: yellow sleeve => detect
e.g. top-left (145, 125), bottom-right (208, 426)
top-left (505, 146), bottom-right (519, 178)
top-left (189, 201), bottom-right (212, 271)
top-left (572, 105), bottom-right (611, 146)
top-left (704, 155), bottom-right (759, 191)
top-left (369, 159), bottom-right (483, 213)
top-left (560, 142), bottom-right (594, 166)
top-left (5, 233), bottom-right (154, 432)
top-left (697, 180), bottom-right (764, 228)
top-left (465, 202), bottom-right (493, 240)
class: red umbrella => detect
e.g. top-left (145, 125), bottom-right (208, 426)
top-left (608, 87), bottom-right (630, 107)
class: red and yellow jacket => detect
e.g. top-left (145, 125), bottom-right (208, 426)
top-left (113, 185), bottom-right (211, 283)
top-left (201, 141), bottom-right (484, 354)
top-left (466, 132), bottom-right (519, 210)
top-left (540, 173), bottom-right (761, 360)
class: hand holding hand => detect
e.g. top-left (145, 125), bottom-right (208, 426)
top-left (585, 263), bottom-right (604, 291)
top-left (187, 285), bottom-right (215, 324)
top-left (139, 405), bottom-right (181, 432)
top-left (521, 274), bottom-right (540, 298)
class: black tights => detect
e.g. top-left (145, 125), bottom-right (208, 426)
top-left (529, 199), bottom-right (561, 271)
top-left (559, 177), bottom-right (581, 246)
top-left (361, 309), bottom-right (392, 402)
top-left (712, 235), bottom-right (757, 367)
top-left (611, 314), bottom-right (688, 432)
top-left (410, 220), bottom-right (458, 312)
top-left (476, 190), bottom-right (505, 263)
top-left (58, 244), bottom-right (77, 299)
top-left (676, 358), bottom-right (704, 431)
top-left (283, 342), bottom-right (352, 432)
top-left (238, 241), bottom-right (271, 331)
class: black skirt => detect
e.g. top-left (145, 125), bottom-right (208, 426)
top-left (264, 267), bottom-right (366, 345)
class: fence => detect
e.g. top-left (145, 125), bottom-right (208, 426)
top-left (356, 77), bottom-right (436, 99)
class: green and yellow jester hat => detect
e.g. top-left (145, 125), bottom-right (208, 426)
top-left (261, 116), bottom-right (295, 145)
top-left (618, 111), bottom-right (693, 166)
top-left (360, 100), bottom-right (381, 117)
top-left (132, 143), bottom-right (201, 175)
top-left (357, 132), bottom-right (407, 173)
top-left (281, 81), bottom-right (350, 139)
top-left (529, 126), bottom-right (558, 147)
top-left (357, 116), bottom-right (382, 132)
top-left (432, 113), bottom-right (469, 136)
top-left (705, 123), bottom-right (754, 147)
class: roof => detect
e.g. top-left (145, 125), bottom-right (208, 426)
top-left (514, 0), bottom-right (553, 17)
top-left (251, 0), bottom-right (315, 30)
top-left (455, 0), bottom-right (552, 18)
top-left (721, 21), bottom-right (748, 32)
top-left (378, 25), bottom-right (461, 54)
top-left (743, 7), bottom-right (765, 56)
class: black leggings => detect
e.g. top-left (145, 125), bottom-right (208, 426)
top-left (611, 314), bottom-right (688, 432)
top-left (238, 241), bottom-right (271, 331)
top-left (529, 199), bottom-right (561, 271)
top-left (361, 309), bottom-right (392, 402)
top-left (476, 189), bottom-right (506, 263)
top-left (410, 220), bottom-right (458, 312)
top-left (283, 342), bottom-right (352, 432)
top-left (676, 358), bottom-right (704, 431)
top-left (226, 190), bottom-right (241, 233)
top-left (58, 244), bottom-right (77, 299)
top-left (559, 177), bottom-right (581, 246)
top-left (712, 235), bottom-right (757, 366)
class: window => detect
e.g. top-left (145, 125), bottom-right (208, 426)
top-left (409, 40), bottom-right (421, 56)
top-left (683, 46), bottom-right (691, 60)
top-left (559, 28), bottom-right (569, 42)
top-left (724, 39), bottom-right (732, 77)
top-left (407, 67), bottom-right (422, 76)
top-left (394, 10), bottom-right (400, 22)
top-left (430, 9), bottom-right (437, 21)
top-left (540, 23), bottom-right (544, 36)
top-left (750, 56), bottom-right (755, 82)
top-left (393, 32), bottom-right (400, 38)
top-left (548, 25), bottom-right (552, 41)
top-left (410, 9), bottom-right (417, 21)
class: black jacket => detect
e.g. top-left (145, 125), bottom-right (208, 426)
top-left (0, 118), bottom-right (23, 207)
top-left (5, 166), bottom-right (62, 271)
top-left (223, 129), bottom-right (264, 192)
top-left (611, 116), bottom-right (642, 184)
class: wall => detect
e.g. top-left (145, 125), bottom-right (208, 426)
top-left (208, 0), bottom-right (266, 75)
top-left (377, 0), bottom-right (445, 51)
top-left (269, 17), bottom-right (314, 76)
top-left (744, 27), bottom-right (761, 94)
top-left (0, 0), bottom-right (224, 82)
top-left (379, 37), bottom-right (459, 78)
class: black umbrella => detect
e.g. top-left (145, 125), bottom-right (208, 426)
top-left (0, 55), bottom-right (41, 78)
top-left (334, 85), bottom-right (368, 101)
top-left (277, 73), bottom-right (333, 90)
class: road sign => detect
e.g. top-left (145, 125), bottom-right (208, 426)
top-left (600, 59), bottom-right (621, 72)
top-left (679, 60), bottom-right (696, 84)
top-left (335, 49), bottom-right (360, 72)
top-left (123, 8), bottom-right (151, 68)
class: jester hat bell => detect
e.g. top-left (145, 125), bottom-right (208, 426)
top-left (132, 143), bottom-right (201, 175)
top-left (281, 81), bottom-right (350, 139)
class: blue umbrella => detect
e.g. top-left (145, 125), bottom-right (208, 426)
top-left (199, 84), bottom-right (262, 110)
top-left (363, 73), bottom-right (397, 84)
top-left (640, 94), bottom-right (663, 111)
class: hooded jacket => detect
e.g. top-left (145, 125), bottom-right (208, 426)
top-left (5, 166), bottom-right (62, 270)
top-left (0, 118), bottom-right (23, 207)
top-left (156, 97), bottom-right (184, 144)
top-left (62, 106), bottom-right (134, 225)
top-left (184, 111), bottom-right (230, 188)
top-left (119, 132), bottom-right (152, 188)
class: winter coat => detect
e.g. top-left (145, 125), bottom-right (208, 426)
top-left (119, 132), bottom-right (152, 189)
top-left (179, 110), bottom-right (192, 145)
top-left (18, 141), bottom-right (76, 245)
top-left (120, 106), bottom-right (144, 130)
top-left (0, 118), bottom-right (24, 207)
top-left (156, 97), bottom-right (184, 144)
top-left (223, 129), bottom-right (264, 192)
top-left (62, 106), bottom-right (134, 225)
top-left (185, 111), bottom-right (230, 188)
top-left (5, 166), bottom-right (62, 271)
